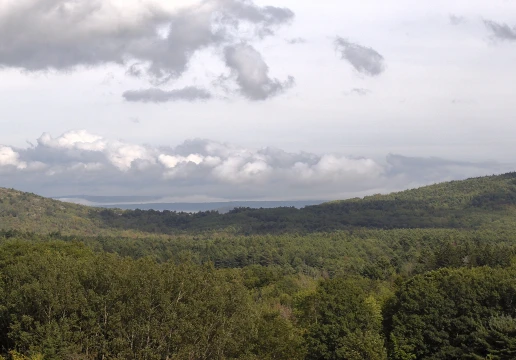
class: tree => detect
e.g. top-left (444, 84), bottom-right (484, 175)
top-left (299, 278), bottom-right (387, 360)
top-left (387, 267), bottom-right (516, 359)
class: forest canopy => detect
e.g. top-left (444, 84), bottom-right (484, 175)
top-left (1, 172), bottom-right (516, 359)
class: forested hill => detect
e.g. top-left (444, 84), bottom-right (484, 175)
top-left (2, 174), bottom-right (516, 359)
top-left (0, 187), bottom-right (105, 235)
top-left (2, 172), bottom-right (516, 235)
top-left (331, 171), bottom-right (516, 208)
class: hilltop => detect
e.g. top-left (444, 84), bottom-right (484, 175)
top-left (1, 172), bottom-right (516, 235)
top-left (0, 188), bottom-right (134, 236)
top-left (313, 171), bottom-right (516, 229)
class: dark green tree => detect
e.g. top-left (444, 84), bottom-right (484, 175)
top-left (299, 278), bottom-right (387, 360)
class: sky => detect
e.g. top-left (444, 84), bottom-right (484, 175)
top-left (0, 0), bottom-right (515, 201)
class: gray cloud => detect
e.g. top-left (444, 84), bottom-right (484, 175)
top-left (484, 20), bottom-right (516, 41)
top-left (123, 87), bottom-right (212, 103)
top-left (220, 2), bottom-right (294, 38)
top-left (0, 0), bottom-right (295, 86)
top-left (286, 37), bottom-right (306, 44)
top-left (0, 0), bottom-right (167, 71)
top-left (334, 37), bottom-right (385, 76)
top-left (385, 154), bottom-right (510, 185)
top-left (126, 63), bottom-right (145, 78)
top-left (224, 44), bottom-right (294, 100)
top-left (449, 14), bottom-right (466, 26)
top-left (347, 88), bottom-right (371, 96)
top-left (0, 131), bottom-right (512, 200)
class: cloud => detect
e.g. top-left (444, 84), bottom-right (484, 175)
top-left (0, 146), bottom-right (27, 170)
top-left (123, 86), bottom-right (212, 103)
top-left (0, 0), bottom-right (167, 71)
top-left (0, 131), bottom-right (384, 198)
top-left (385, 154), bottom-right (509, 184)
top-left (334, 37), bottom-right (385, 76)
top-left (346, 88), bottom-right (371, 96)
top-left (218, 1), bottom-right (294, 38)
top-left (0, 0), bottom-right (295, 92)
top-left (223, 43), bottom-right (294, 100)
top-left (449, 14), bottom-right (466, 26)
top-left (0, 131), bottom-right (512, 200)
top-left (484, 20), bottom-right (516, 41)
top-left (32, 131), bottom-right (155, 171)
top-left (286, 37), bottom-right (306, 44)
top-left (38, 130), bottom-right (105, 151)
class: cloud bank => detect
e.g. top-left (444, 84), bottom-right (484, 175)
top-left (0, 131), bottom-right (510, 200)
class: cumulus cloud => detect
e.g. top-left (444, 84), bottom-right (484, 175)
top-left (123, 86), bottom-right (212, 103)
top-left (484, 20), bottom-right (516, 41)
top-left (334, 37), bottom-right (385, 76)
top-left (38, 130), bottom-right (106, 151)
top-left (0, 131), bottom-right (385, 198)
top-left (0, 131), bottom-right (511, 200)
top-left (0, 146), bottom-right (27, 170)
top-left (32, 131), bottom-right (155, 171)
top-left (0, 0), bottom-right (294, 85)
top-left (224, 44), bottom-right (294, 100)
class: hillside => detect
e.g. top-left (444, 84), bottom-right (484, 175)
top-left (90, 172), bottom-right (516, 234)
top-left (313, 171), bottom-right (516, 229)
top-left (333, 171), bottom-right (516, 208)
top-left (1, 172), bottom-right (516, 235)
top-left (2, 174), bottom-right (516, 360)
top-left (0, 188), bottom-right (135, 236)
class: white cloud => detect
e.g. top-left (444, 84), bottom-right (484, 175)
top-left (159, 153), bottom-right (204, 169)
top-left (0, 131), bottom-right (390, 197)
top-left (107, 142), bottom-right (155, 171)
top-left (0, 146), bottom-right (27, 169)
top-left (38, 131), bottom-right (106, 151)
top-left (1, 131), bottom-right (510, 200)
top-left (291, 155), bottom-right (384, 184)
top-left (212, 156), bottom-right (272, 184)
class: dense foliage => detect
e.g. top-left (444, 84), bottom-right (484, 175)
top-left (0, 241), bottom-right (304, 359)
top-left (387, 267), bottom-right (516, 359)
top-left (1, 172), bottom-right (516, 358)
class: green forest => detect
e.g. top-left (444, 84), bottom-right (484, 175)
top-left (1, 173), bottom-right (516, 359)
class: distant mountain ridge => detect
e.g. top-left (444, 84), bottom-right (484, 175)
top-left (2, 171), bottom-right (516, 235)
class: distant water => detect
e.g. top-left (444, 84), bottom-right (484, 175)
top-left (55, 197), bottom-right (325, 213)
